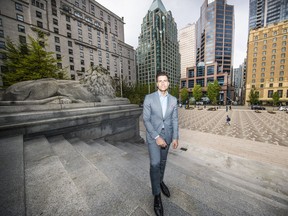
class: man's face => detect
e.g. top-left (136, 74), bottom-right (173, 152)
top-left (157, 75), bottom-right (169, 92)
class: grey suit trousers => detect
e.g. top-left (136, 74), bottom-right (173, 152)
top-left (148, 129), bottom-right (170, 195)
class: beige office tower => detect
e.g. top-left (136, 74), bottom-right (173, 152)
top-left (179, 23), bottom-right (196, 78)
top-left (246, 21), bottom-right (288, 105)
top-left (0, 0), bottom-right (136, 86)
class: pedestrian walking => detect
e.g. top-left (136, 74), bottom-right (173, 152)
top-left (226, 115), bottom-right (231, 125)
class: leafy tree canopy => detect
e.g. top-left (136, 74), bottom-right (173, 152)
top-left (272, 92), bottom-right (280, 106)
top-left (207, 80), bottom-right (221, 105)
top-left (180, 87), bottom-right (189, 103)
top-left (1, 35), bottom-right (68, 87)
top-left (248, 88), bottom-right (259, 105)
top-left (192, 84), bottom-right (202, 102)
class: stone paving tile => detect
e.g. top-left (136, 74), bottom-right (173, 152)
top-left (178, 108), bottom-right (288, 146)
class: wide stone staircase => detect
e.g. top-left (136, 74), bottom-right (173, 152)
top-left (1, 133), bottom-right (288, 216)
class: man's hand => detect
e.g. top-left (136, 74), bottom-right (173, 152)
top-left (172, 139), bottom-right (178, 149)
top-left (156, 136), bottom-right (167, 148)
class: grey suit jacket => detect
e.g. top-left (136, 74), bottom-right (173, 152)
top-left (143, 91), bottom-right (179, 145)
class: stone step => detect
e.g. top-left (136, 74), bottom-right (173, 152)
top-left (108, 141), bottom-right (223, 215)
top-left (75, 138), bottom-right (192, 215)
top-left (60, 136), bottom-right (142, 215)
top-left (111, 141), bottom-right (288, 215)
top-left (168, 148), bottom-right (288, 215)
top-left (24, 136), bottom-right (91, 216)
top-left (0, 135), bottom-right (25, 216)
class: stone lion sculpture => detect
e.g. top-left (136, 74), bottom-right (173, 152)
top-left (2, 66), bottom-right (116, 104)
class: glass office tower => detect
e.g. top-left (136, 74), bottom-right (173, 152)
top-left (136, 0), bottom-right (180, 89)
top-left (196, 0), bottom-right (234, 74)
top-left (249, 0), bottom-right (288, 29)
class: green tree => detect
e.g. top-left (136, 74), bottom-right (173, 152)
top-left (170, 85), bottom-right (179, 99)
top-left (1, 36), bottom-right (67, 87)
top-left (180, 87), bottom-right (189, 104)
top-left (192, 84), bottom-right (202, 102)
top-left (272, 92), bottom-right (280, 106)
top-left (207, 80), bottom-right (221, 105)
top-left (248, 88), bottom-right (259, 105)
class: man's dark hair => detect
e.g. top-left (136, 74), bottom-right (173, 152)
top-left (156, 72), bottom-right (169, 82)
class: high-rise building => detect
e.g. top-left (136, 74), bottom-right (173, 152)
top-left (0, 0), bottom-right (136, 87)
top-left (245, 21), bottom-right (288, 105)
top-left (179, 23), bottom-right (196, 79)
top-left (249, 0), bottom-right (288, 30)
top-left (180, 0), bottom-right (234, 105)
top-left (136, 0), bottom-right (180, 90)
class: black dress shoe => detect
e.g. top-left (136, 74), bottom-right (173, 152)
top-left (154, 194), bottom-right (163, 216)
top-left (160, 181), bottom-right (170, 197)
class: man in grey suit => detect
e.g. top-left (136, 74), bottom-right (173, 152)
top-left (143, 72), bottom-right (179, 216)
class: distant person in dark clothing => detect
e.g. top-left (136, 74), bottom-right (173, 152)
top-left (226, 115), bottom-right (231, 125)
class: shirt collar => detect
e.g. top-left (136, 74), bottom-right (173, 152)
top-left (157, 90), bottom-right (168, 97)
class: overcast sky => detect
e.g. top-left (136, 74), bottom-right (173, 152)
top-left (96, 0), bottom-right (250, 67)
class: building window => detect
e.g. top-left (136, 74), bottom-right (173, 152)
top-left (69, 57), bottom-right (74, 63)
top-left (53, 18), bottom-right (58, 25)
top-left (19, 35), bottom-right (26, 44)
top-left (16, 14), bottom-right (24, 22)
top-left (52, 8), bottom-right (57, 16)
top-left (78, 29), bottom-right (82, 35)
top-left (281, 53), bottom-right (286, 58)
top-left (77, 21), bottom-right (82, 27)
top-left (67, 32), bottom-right (71, 38)
top-left (260, 84), bottom-right (264, 88)
top-left (260, 78), bottom-right (264, 82)
top-left (269, 83), bottom-right (273, 87)
top-left (80, 52), bottom-right (84, 58)
top-left (18, 24), bottom-right (25, 33)
top-left (36, 11), bottom-right (42, 18)
top-left (278, 90), bottom-right (283, 98)
top-left (15, 2), bottom-right (23, 11)
top-left (54, 36), bottom-right (60, 43)
top-left (55, 45), bottom-right (61, 52)
top-left (56, 54), bottom-right (61, 60)
top-left (66, 15), bottom-right (70, 22)
top-left (66, 24), bottom-right (71, 30)
top-left (79, 45), bottom-right (83, 50)
top-left (261, 73), bottom-right (265, 77)
top-left (90, 55), bottom-right (93, 60)
top-left (279, 77), bottom-right (283, 81)
top-left (282, 47), bottom-right (286, 52)
top-left (270, 78), bottom-right (274, 82)
top-left (268, 90), bottom-right (273, 98)
top-left (270, 72), bottom-right (274, 77)
top-left (37, 21), bottom-right (43, 28)
top-left (54, 27), bottom-right (59, 33)
top-left (81, 59), bottom-right (84, 65)
top-left (68, 41), bottom-right (72, 47)
top-left (0, 41), bottom-right (5, 49)
top-left (279, 83), bottom-right (283, 87)
top-left (280, 71), bottom-right (284, 76)
top-left (69, 49), bottom-right (73, 55)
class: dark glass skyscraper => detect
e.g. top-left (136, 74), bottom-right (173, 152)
top-left (136, 0), bottom-right (180, 89)
top-left (249, 0), bottom-right (288, 29)
top-left (196, 0), bottom-right (234, 74)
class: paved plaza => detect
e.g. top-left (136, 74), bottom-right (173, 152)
top-left (178, 107), bottom-right (288, 146)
